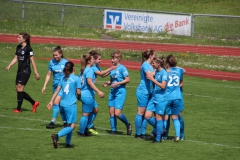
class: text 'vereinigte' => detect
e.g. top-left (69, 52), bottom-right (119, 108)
top-left (124, 13), bottom-right (153, 23)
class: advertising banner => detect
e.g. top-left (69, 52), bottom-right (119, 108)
top-left (103, 9), bottom-right (191, 36)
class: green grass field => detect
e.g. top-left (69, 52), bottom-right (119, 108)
top-left (1, 0), bottom-right (240, 159)
top-left (0, 43), bottom-right (240, 160)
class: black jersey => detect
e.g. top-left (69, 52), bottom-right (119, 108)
top-left (15, 44), bottom-right (34, 73)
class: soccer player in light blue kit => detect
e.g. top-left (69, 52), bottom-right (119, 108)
top-left (87, 50), bottom-right (117, 135)
top-left (135, 49), bottom-right (155, 139)
top-left (164, 54), bottom-right (185, 142)
top-left (162, 70), bottom-right (186, 141)
top-left (42, 46), bottom-right (68, 129)
top-left (102, 51), bottom-right (132, 135)
top-left (78, 54), bottom-right (105, 137)
top-left (48, 61), bottom-right (81, 148)
top-left (144, 56), bottom-right (168, 142)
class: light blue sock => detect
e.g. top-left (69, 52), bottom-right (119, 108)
top-left (134, 114), bottom-right (142, 136)
top-left (172, 118), bottom-right (180, 137)
top-left (141, 119), bottom-right (148, 135)
top-left (52, 104), bottom-right (59, 122)
top-left (79, 116), bottom-right (88, 134)
top-left (87, 113), bottom-right (97, 129)
top-left (146, 117), bottom-right (156, 127)
top-left (114, 116), bottom-right (117, 129)
top-left (66, 131), bottom-right (72, 145)
top-left (110, 116), bottom-right (117, 131)
top-left (58, 126), bottom-right (73, 137)
top-left (118, 113), bottom-right (129, 126)
top-left (179, 115), bottom-right (185, 138)
top-left (156, 120), bottom-right (163, 142)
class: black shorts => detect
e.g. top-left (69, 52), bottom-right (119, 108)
top-left (15, 70), bottom-right (31, 85)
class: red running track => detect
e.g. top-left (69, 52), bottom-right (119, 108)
top-left (2, 34), bottom-right (240, 81)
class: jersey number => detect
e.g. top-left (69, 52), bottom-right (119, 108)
top-left (167, 75), bottom-right (179, 86)
top-left (64, 84), bottom-right (69, 94)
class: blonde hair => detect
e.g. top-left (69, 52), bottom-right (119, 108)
top-left (111, 51), bottom-right (122, 61)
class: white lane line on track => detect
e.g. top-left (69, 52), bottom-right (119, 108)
top-left (0, 114), bottom-right (240, 149)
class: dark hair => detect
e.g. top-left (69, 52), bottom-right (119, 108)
top-left (52, 46), bottom-right (64, 58)
top-left (142, 49), bottom-right (155, 64)
top-left (19, 32), bottom-right (30, 45)
top-left (111, 51), bottom-right (122, 61)
top-left (89, 50), bottom-right (101, 60)
top-left (63, 61), bottom-right (74, 78)
top-left (80, 54), bottom-right (92, 74)
top-left (153, 56), bottom-right (166, 70)
top-left (166, 54), bottom-right (177, 67)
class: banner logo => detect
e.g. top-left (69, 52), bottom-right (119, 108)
top-left (105, 12), bottom-right (122, 29)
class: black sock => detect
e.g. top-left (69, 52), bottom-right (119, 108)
top-left (17, 92), bottom-right (24, 110)
top-left (23, 92), bottom-right (35, 105)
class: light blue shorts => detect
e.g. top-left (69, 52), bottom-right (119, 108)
top-left (62, 104), bottom-right (77, 124)
top-left (136, 91), bottom-right (152, 107)
top-left (108, 88), bottom-right (126, 110)
top-left (146, 98), bottom-right (155, 112)
top-left (155, 101), bottom-right (167, 116)
top-left (166, 99), bottom-right (181, 115)
top-left (81, 95), bottom-right (94, 113)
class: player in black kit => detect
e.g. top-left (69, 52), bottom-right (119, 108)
top-left (6, 32), bottom-right (40, 113)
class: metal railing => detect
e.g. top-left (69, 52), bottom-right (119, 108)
top-left (1, 0), bottom-right (240, 39)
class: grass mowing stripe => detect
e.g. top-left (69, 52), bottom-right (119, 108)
top-left (1, 124), bottom-right (240, 149)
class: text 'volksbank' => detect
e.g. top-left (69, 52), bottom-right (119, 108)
top-left (123, 13), bottom-right (163, 33)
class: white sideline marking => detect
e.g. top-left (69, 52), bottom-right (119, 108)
top-left (184, 93), bottom-right (240, 101)
top-left (0, 114), bottom-right (240, 149)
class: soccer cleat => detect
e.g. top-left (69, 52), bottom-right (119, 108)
top-left (135, 134), bottom-right (146, 140)
top-left (180, 136), bottom-right (185, 141)
top-left (13, 109), bottom-right (21, 113)
top-left (91, 126), bottom-right (96, 130)
top-left (51, 134), bottom-right (58, 148)
top-left (78, 132), bottom-right (87, 137)
top-left (32, 101), bottom-right (39, 113)
top-left (84, 129), bottom-right (91, 136)
top-left (152, 140), bottom-right (160, 143)
top-left (127, 123), bottom-right (132, 135)
top-left (88, 129), bottom-right (98, 135)
top-left (172, 137), bottom-right (180, 142)
top-left (110, 131), bottom-right (117, 135)
top-left (161, 136), bottom-right (168, 142)
top-left (46, 122), bottom-right (55, 129)
top-left (66, 144), bottom-right (74, 148)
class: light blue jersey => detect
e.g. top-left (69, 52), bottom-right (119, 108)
top-left (166, 67), bottom-right (184, 100)
top-left (79, 66), bottom-right (95, 96)
top-left (153, 69), bottom-right (168, 102)
top-left (110, 64), bottom-right (129, 91)
top-left (108, 64), bottom-right (129, 109)
top-left (136, 61), bottom-right (154, 94)
top-left (48, 58), bottom-right (68, 92)
top-left (58, 74), bottom-right (81, 107)
top-left (91, 64), bottom-right (101, 83)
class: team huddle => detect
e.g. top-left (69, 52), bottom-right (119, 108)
top-left (6, 32), bottom-right (185, 148)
